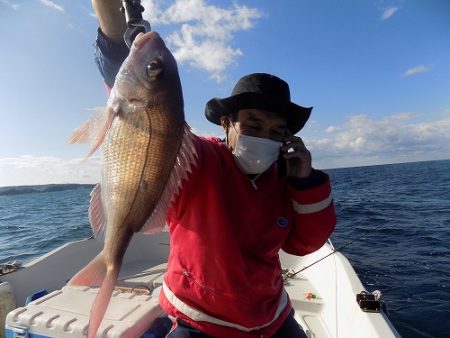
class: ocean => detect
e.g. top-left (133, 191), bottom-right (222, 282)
top-left (1, 159), bottom-right (449, 337)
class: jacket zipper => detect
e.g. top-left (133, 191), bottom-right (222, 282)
top-left (250, 173), bottom-right (261, 190)
top-left (183, 270), bottom-right (224, 296)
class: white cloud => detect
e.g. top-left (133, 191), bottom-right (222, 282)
top-left (78, 4), bottom-right (96, 18)
top-left (189, 127), bottom-right (222, 139)
top-left (380, 6), bottom-right (399, 20)
top-left (307, 112), bottom-right (450, 169)
top-left (141, 0), bottom-right (262, 81)
top-left (0, 155), bottom-right (100, 187)
top-left (37, 0), bottom-right (64, 12)
top-left (404, 65), bottom-right (431, 76)
top-left (1, 0), bottom-right (19, 10)
top-left (4, 112), bottom-right (449, 186)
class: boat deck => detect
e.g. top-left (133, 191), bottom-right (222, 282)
top-left (286, 274), bottom-right (331, 338)
top-left (118, 261), bottom-right (167, 292)
top-left (1, 234), bottom-right (401, 338)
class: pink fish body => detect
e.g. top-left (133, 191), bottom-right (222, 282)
top-left (69, 32), bottom-right (196, 337)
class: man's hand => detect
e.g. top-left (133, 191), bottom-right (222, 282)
top-left (92, 0), bottom-right (127, 42)
top-left (281, 136), bottom-right (312, 179)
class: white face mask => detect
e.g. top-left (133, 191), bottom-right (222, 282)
top-left (232, 133), bottom-right (282, 174)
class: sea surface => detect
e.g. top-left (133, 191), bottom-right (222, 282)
top-left (1, 159), bottom-right (449, 337)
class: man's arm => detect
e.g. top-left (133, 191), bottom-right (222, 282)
top-left (283, 171), bottom-right (336, 256)
top-left (92, 0), bottom-right (130, 89)
top-left (92, 0), bottom-right (127, 42)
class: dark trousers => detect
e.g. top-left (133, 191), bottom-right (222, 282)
top-left (165, 309), bottom-right (308, 338)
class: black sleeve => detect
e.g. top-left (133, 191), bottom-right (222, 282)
top-left (288, 169), bottom-right (327, 190)
top-left (94, 28), bottom-right (130, 88)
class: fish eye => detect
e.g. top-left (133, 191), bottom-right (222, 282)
top-left (146, 59), bottom-right (164, 79)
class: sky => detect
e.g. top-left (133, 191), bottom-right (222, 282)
top-left (0, 0), bottom-right (449, 186)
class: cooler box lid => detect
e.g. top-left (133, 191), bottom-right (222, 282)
top-left (5, 285), bottom-right (163, 338)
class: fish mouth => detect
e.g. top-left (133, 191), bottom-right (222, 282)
top-left (133, 31), bottom-right (163, 50)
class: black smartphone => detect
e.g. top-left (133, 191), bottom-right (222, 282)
top-left (278, 130), bottom-right (292, 179)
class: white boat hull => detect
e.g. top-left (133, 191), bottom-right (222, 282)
top-left (1, 233), bottom-right (400, 338)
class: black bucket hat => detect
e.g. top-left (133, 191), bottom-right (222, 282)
top-left (205, 73), bottom-right (312, 134)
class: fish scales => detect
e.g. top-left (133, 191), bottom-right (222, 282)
top-left (102, 109), bottom-right (182, 232)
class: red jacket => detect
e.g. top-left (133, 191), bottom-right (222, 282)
top-left (93, 31), bottom-right (335, 336)
top-left (159, 135), bottom-right (336, 337)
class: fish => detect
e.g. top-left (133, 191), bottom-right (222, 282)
top-left (68, 31), bottom-right (197, 338)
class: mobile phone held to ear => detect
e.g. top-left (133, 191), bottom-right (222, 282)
top-left (278, 131), bottom-right (293, 179)
top-left (278, 144), bottom-right (287, 179)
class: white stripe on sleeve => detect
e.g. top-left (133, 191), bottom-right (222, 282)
top-left (292, 194), bottom-right (333, 214)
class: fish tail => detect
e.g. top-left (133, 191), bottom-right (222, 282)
top-left (87, 267), bottom-right (119, 338)
top-left (68, 252), bottom-right (122, 337)
top-left (67, 252), bottom-right (107, 287)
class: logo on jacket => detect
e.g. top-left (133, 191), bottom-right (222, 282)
top-left (277, 217), bottom-right (288, 228)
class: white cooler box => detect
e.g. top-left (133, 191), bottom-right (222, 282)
top-left (5, 286), bottom-right (165, 338)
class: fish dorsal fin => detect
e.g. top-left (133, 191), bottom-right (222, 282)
top-left (141, 123), bottom-right (198, 234)
top-left (89, 183), bottom-right (107, 241)
top-left (69, 107), bottom-right (116, 158)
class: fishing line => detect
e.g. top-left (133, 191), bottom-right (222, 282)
top-left (289, 223), bottom-right (386, 277)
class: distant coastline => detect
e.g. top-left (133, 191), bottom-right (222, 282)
top-left (0, 184), bottom-right (94, 196)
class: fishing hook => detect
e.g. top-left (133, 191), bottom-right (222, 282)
top-left (121, 0), bottom-right (151, 49)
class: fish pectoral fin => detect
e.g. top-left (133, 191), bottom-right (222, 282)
top-left (89, 184), bottom-right (107, 241)
top-left (67, 252), bottom-right (107, 287)
top-left (86, 107), bottom-right (116, 158)
top-left (69, 120), bottom-right (90, 144)
top-left (69, 107), bottom-right (116, 158)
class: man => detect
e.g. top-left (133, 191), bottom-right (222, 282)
top-left (91, 1), bottom-right (336, 337)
